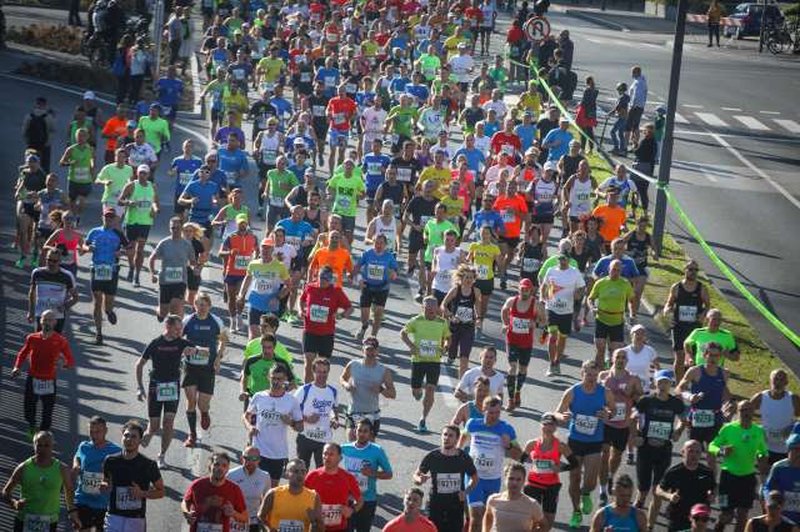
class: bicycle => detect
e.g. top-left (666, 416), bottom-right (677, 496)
top-left (764, 19), bottom-right (797, 54)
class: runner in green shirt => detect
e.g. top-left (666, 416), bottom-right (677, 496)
top-left (385, 95), bottom-right (420, 141)
top-left (96, 148), bottom-right (134, 216)
top-left (415, 47), bottom-right (442, 81)
top-left (240, 333), bottom-right (298, 403)
top-left (684, 308), bottom-right (739, 367)
top-left (265, 156), bottom-right (299, 230)
top-left (588, 259), bottom-right (634, 367)
top-left (422, 203), bottom-right (460, 263)
top-left (401, 297), bottom-right (451, 433)
top-left (58, 127), bottom-right (95, 218)
top-left (326, 159), bottom-right (366, 243)
top-left (138, 104), bottom-right (171, 155)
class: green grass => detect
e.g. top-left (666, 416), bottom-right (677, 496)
top-left (581, 148), bottom-right (798, 399)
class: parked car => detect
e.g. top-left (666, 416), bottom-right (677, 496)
top-left (724, 3), bottom-right (785, 38)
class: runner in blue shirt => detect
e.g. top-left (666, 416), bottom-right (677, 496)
top-left (356, 234), bottom-right (399, 339)
top-left (592, 239), bottom-right (640, 280)
top-left (156, 65), bottom-right (184, 124)
top-left (515, 111), bottom-right (538, 152)
top-left (362, 139), bottom-right (392, 220)
top-left (269, 86), bottom-right (293, 131)
top-left (73, 416), bottom-right (122, 530)
top-left (169, 140), bottom-right (203, 217)
top-left (315, 61), bottom-right (340, 99)
top-left (217, 133), bottom-right (250, 189)
top-left (83, 208), bottom-right (131, 344)
top-left (342, 420), bottom-right (393, 531)
top-left (542, 117), bottom-right (574, 163)
top-left (179, 166), bottom-right (222, 238)
top-left (763, 433), bottom-right (800, 525)
top-left (466, 194), bottom-right (505, 241)
top-left (453, 135), bottom-right (486, 177)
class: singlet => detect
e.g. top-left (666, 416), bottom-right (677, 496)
top-left (690, 366), bottom-right (726, 429)
top-left (267, 485), bottom-right (316, 531)
top-left (519, 242), bottom-right (543, 279)
top-left (569, 383), bottom-right (607, 443)
top-left (125, 181), bottom-right (155, 226)
top-left (68, 144), bottom-right (93, 183)
top-left (604, 372), bottom-right (636, 430)
top-left (448, 286), bottom-right (476, 326)
top-left (626, 233), bottom-right (651, 271)
top-left (673, 281), bottom-right (704, 326)
top-left (527, 438), bottom-right (561, 487)
top-left (37, 189), bottom-right (64, 230)
top-left (760, 391), bottom-right (796, 453)
top-left (431, 247), bottom-right (461, 293)
top-left (379, 181), bottom-right (404, 208)
top-left (568, 177), bottom-right (593, 218)
top-left (304, 209), bottom-right (322, 231)
top-left (53, 230), bottom-right (80, 267)
top-left (349, 361), bottom-right (386, 414)
top-left (506, 295), bottom-right (536, 348)
top-left (18, 457), bottom-right (62, 523)
top-left (602, 505), bottom-right (640, 532)
top-left (747, 516), bottom-right (794, 532)
top-left (259, 131), bottom-right (281, 167)
top-left (467, 401), bottom-right (483, 421)
top-left (530, 178), bottom-right (557, 216)
top-left (373, 216), bottom-right (397, 250)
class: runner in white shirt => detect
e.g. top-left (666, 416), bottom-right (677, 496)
top-left (243, 365), bottom-right (303, 487)
top-left (541, 254), bottom-right (586, 377)
top-left (455, 347), bottom-right (505, 401)
top-left (621, 325), bottom-right (659, 391)
top-left (227, 445), bottom-right (271, 532)
top-left (360, 96), bottom-right (388, 155)
top-left (294, 358), bottom-right (340, 469)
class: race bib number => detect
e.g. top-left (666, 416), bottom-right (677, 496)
top-left (161, 105), bottom-right (173, 116)
top-left (269, 195), bottom-right (284, 207)
top-left (321, 504), bottom-right (343, 527)
top-left (474, 453), bottom-right (495, 473)
top-left (82, 471), bottom-right (104, 495)
top-left (418, 339), bottom-right (439, 358)
top-left (647, 420), bottom-right (673, 441)
top-left (278, 520), bottom-right (305, 532)
top-left (197, 524), bottom-right (223, 532)
top-left (32, 378), bottom-right (55, 396)
top-left (230, 521), bottom-right (248, 532)
top-left (335, 195), bottom-right (351, 210)
top-left (503, 209), bottom-right (516, 223)
top-left (611, 402), bottom-right (627, 422)
top-left (187, 348), bottom-right (210, 366)
top-left (309, 304), bottom-right (330, 323)
top-left (179, 171), bottom-right (194, 185)
top-left (367, 264), bottom-right (385, 281)
top-left (767, 427), bottom-right (789, 444)
top-left (163, 266), bottom-right (184, 282)
top-left (436, 473), bottom-right (461, 494)
top-left (455, 306), bottom-right (473, 322)
top-left (263, 150), bottom-right (277, 165)
top-left (115, 487), bottom-right (143, 510)
top-left (691, 409), bottom-right (715, 428)
top-left (255, 278), bottom-right (276, 293)
top-left (312, 105), bottom-right (325, 117)
top-left (574, 414), bottom-right (599, 436)
top-left (300, 72), bottom-right (312, 83)
top-left (476, 264), bottom-right (490, 280)
top-left (333, 112), bottom-right (346, 125)
top-left (305, 426), bottom-right (328, 442)
top-left (511, 317), bottom-right (529, 334)
top-left (156, 381), bottom-right (179, 401)
top-left (533, 459), bottom-right (555, 474)
top-left (226, 171), bottom-right (237, 186)
top-left (74, 167), bottom-right (91, 182)
top-left (94, 263), bottom-right (113, 281)
top-left (549, 297), bottom-right (569, 312)
top-left (22, 514), bottom-right (50, 532)
top-left (678, 305), bottom-right (698, 323)
top-left (234, 254), bottom-right (250, 270)
top-left (522, 258), bottom-right (540, 272)
top-left (420, 215), bottom-right (432, 227)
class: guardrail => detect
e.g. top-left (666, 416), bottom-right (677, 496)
top-left (686, 14), bottom-right (743, 26)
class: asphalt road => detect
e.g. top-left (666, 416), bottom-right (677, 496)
top-left (553, 11), bottom-right (800, 368)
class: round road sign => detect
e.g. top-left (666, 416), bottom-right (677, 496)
top-left (524, 16), bottom-right (551, 42)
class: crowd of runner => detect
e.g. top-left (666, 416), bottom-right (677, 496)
top-left (5, 0), bottom-right (800, 531)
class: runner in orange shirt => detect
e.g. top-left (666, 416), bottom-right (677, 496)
top-left (219, 214), bottom-right (259, 334)
top-left (307, 230), bottom-right (354, 288)
top-left (591, 187), bottom-right (627, 251)
top-left (493, 179), bottom-right (529, 290)
top-left (101, 104), bottom-right (130, 164)
top-left (326, 85), bottom-right (358, 176)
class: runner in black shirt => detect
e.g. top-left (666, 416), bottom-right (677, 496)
top-left (134, 315), bottom-right (195, 469)
top-left (306, 84), bottom-right (329, 167)
top-left (414, 425), bottom-right (477, 532)
top-left (656, 440), bottom-right (716, 532)
top-left (101, 420), bottom-right (164, 529)
top-left (402, 180), bottom-right (438, 296)
top-left (391, 141), bottom-right (423, 204)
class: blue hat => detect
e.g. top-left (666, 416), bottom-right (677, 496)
top-left (654, 369), bottom-right (675, 383)
top-left (786, 432), bottom-right (800, 449)
top-left (656, 106), bottom-right (667, 115)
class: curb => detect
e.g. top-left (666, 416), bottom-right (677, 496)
top-left (563, 9), bottom-right (630, 31)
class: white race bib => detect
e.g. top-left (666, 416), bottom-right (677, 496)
top-left (94, 263), bottom-right (114, 281)
top-left (187, 348), bottom-right (210, 366)
top-left (163, 266), bottom-right (184, 282)
top-left (418, 339), bottom-right (439, 358)
top-left (610, 402), bottom-right (627, 422)
top-left (455, 306), bottom-right (473, 322)
top-left (691, 409), bottom-right (715, 428)
top-left (82, 471), bottom-right (104, 495)
top-left (179, 171), bottom-right (194, 186)
top-left (197, 524), bottom-right (223, 532)
top-left (574, 414), bottom-right (599, 436)
top-left (502, 209), bottom-right (516, 223)
top-left (522, 258), bottom-right (540, 272)
top-left (309, 304), bottom-right (330, 323)
top-left (254, 278), bottom-right (276, 293)
top-left (278, 520), bottom-right (305, 532)
top-left (367, 264), bottom-right (385, 281)
top-left (22, 514), bottom-right (50, 532)
top-left (533, 459), bottom-right (555, 474)
top-left (115, 486), bottom-right (143, 511)
top-left (511, 317), bottom-right (529, 334)
top-left (32, 378), bottom-right (55, 396)
top-left (474, 453), bottom-right (496, 474)
top-left (476, 264), bottom-right (490, 280)
top-left (647, 420), bottom-right (673, 441)
top-left (156, 381), bottom-right (179, 401)
top-left (435, 472), bottom-right (461, 494)
top-left (234, 254), bottom-right (250, 270)
top-left (678, 305), bottom-right (698, 322)
top-left (321, 504), bottom-right (343, 527)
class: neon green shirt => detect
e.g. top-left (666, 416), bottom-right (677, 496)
top-left (137, 116), bottom-right (171, 153)
top-left (256, 57), bottom-right (284, 83)
top-left (537, 255), bottom-right (579, 283)
top-left (387, 105), bottom-right (419, 138)
top-left (18, 457), bottom-right (62, 522)
top-left (403, 315), bottom-right (450, 363)
top-left (266, 169), bottom-right (299, 207)
top-left (709, 421), bottom-right (767, 476)
top-left (685, 327), bottom-right (738, 366)
top-left (589, 277), bottom-right (633, 326)
top-left (423, 219), bottom-right (459, 263)
top-left (327, 171), bottom-right (366, 217)
top-left (416, 54), bottom-right (441, 81)
top-left (96, 163), bottom-right (133, 205)
top-left (67, 143), bottom-right (94, 184)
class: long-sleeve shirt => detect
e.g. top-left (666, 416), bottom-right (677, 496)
top-left (14, 332), bottom-right (74, 380)
top-left (628, 75), bottom-right (648, 109)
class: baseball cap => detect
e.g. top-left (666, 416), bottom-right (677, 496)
top-left (690, 504), bottom-right (710, 518)
top-left (149, 102), bottom-right (161, 110)
top-left (260, 237), bottom-right (275, 247)
top-left (541, 412), bottom-right (557, 424)
top-left (786, 433), bottom-right (800, 449)
top-left (631, 324), bottom-right (646, 333)
top-left (457, 42), bottom-right (468, 49)
top-left (83, 90), bottom-right (96, 100)
top-left (559, 116), bottom-right (570, 123)
top-left (557, 238), bottom-right (573, 252)
top-left (519, 278), bottom-right (534, 289)
top-left (543, 161), bottom-right (557, 172)
top-left (363, 336), bottom-right (380, 348)
top-left (293, 137), bottom-right (306, 145)
top-left (235, 213), bottom-right (248, 224)
top-left (569, 139), bottom-right (581, 146)
top-left (654, 369), bottom-right (675, 383)
top-left (136, 164), bottom-right (150, 173)
top-left (102, 207), bottom-right (117, 217)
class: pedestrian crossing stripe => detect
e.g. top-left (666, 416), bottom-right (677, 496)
top-left (695, 112), bottom-right (728, 127)
top-left (774, 119), bottom-right (800, 134)
top-left (733, 115), bottom-right (770, 131)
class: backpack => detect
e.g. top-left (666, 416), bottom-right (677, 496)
top-left (25, 113), bottom-right (48, 146)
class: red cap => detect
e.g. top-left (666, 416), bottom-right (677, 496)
top-left (690, 504), bottom-right (710, 518)
top-left (520, 278), bottom-right (534, 289)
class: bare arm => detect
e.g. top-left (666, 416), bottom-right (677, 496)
top-left (381, 368), bottom-right (397, 399)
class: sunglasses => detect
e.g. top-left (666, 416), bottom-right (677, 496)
top-left (244, 455), bottom-right (260, 462)
top-left (692, 516), bottom-right (709, 523)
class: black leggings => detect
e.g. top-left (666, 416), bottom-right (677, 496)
top-left (349, 500), bottom-right (377, 532)
top-left (580, 127), bottom-right (595, 152)
top-left (24, 375), bottom-right (57, 431)
top-left (636, 443), bottom-right (672, 492)
top-left (708, 23), bottom-right (721, 45)
top-left (296, 434), bottom-right (324, 469)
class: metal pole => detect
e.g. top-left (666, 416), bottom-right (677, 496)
top-left (758, 0), bottom-right (766, 53)
top-left (652, 0), bottom-right (687, 257)
top-left (152, 0), bottom-right (164, 79)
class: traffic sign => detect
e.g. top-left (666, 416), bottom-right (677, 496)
top-left (523, 16), bottom-right (551, 42)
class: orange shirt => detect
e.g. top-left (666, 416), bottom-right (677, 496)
top-left (102, 116), bottom-right (129, 152)
top-left (592, 204), bottom-right (627, 243)
top-left (308, 247), bottom-right (353, 287)
top-left (493, 194), bottom-right (529, 238)
top-left (222, 232), bottom-right (258, 277)
top-left (327, 97), bottom-right (357, 131)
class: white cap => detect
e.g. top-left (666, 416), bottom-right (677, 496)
top-left (83, 90), bottom-right (96, 100)
top-left (543, 161), bottom-right (557, 172)
top-left (136, 164), bottom-right (150, 173)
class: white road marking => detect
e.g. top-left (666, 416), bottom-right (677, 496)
top-left (682, 104), bottom-right (704, 109)
top-left (774, 119), bottom-right (800, 134)
top-left (674, 112), bottom-right (690, 124)
top-left (710, 133), bottom-right (800, 210)
top-left (759, 110), bottom-right (781, 115)
top-left (721, 107), bottom-right (743, 112)
top-left (674, 130), bottom-right (800, 143)
top-left (701, 169), bottom-right (718, 183)
top-left (695, 112), bottom-right (728, 127)
top-left (733, 115), bottom-right (770, 131)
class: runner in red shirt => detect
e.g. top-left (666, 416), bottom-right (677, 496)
top-left (304, 442), bottom-right (363, 531)
top-left (501, 279), bottom-right (539, 411)
top-left (493, 179), bottom-right (529, 289)
top-left (181, 452), bottom-right (249, 532)
top-left (326, 85), bottom-right (358, 175)
top-left (490, 118), bottom-right (522, 162)
top-left (300, 266), bottom-right (353, 381)
top-left (382, 487), bottom-right (437, 532)
top-left (11, 309), bottom-right (75, 437)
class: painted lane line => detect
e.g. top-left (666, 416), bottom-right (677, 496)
top-left (682, 104), bottom-right (704, 109)
top-left (674, 130), bottom-right (800, 143)
top-left (773, 119), bottom-right (800, 134)
top-left (759, 110), bottom-right (781, 115)
top-left (721, 107), bottom-right (743, 112)
top-left (733, 115), bottom-right (770, 131)
top-left (710, 133), bottom-right (800, 210)
top-left (695, 112), bottom-right (728, 127)
top-left (674, 112), bottom-right (690, 124)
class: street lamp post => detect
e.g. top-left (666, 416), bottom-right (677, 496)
top-left (652, 0), bottom-right (688, 257)
top-left (152, 0), bottom-right (165, 79)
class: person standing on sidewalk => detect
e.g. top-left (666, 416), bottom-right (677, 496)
top-left (23, 97), bottom-right (56, 172)
top-left (707, 0), bottom-right (724, 47)
top-left (68, 0), bottom-right (82, 26)
top-left (625, 66), bottom-right (647, 151)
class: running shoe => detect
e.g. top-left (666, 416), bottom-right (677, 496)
top-left (95, 333), bottom-right (103, 345)
top-left (513, 392), bottom-right (522, 409)
top-left (15, 257), bottom-right (26, 268)
top-left (414, 293), bottom-right (423, 303)
top-left (553, 363), bottom-right (561, 376)
top-left (546, 365), bottom-right (555, 377)
top-left (417, 419), bottom-right (427, 433)
top-left (506, 397), bottom-right (517, 412)
top-left (355, 326), bottom-right (367, 341)
top-left (581, 493), bottom-right (594, 515)
top-left (106, 310), bottom-right (117, 325)
top-left (126, 269), bottom-right (134, 283)
top-left (156, 313), bottom-right (165, 324)
top-left (569, 511), bottom-right (582, 528)
top-left (141, 432), bottom-right (152, 448)
top-left (599, 491), bottom-right (608, 506)
top-left (183, 435), bottom-right (196, 448)
top-left (156, 454), bottom-right (167, 470)
top-left (200, 411), bottom-right (211, 431)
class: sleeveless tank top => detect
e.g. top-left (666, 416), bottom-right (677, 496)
top-left (674, 281), bottom-right (704, 325)
top-left (748, 516), bottom-right (794, 532)
top-left (432, 248), bottom-right (461, 293)
top-left (54, 230), bottom-right (80, 266)
top-left (379, 181), bottom-right (404, 210)
top-left (68, 144), bottom-right (93, 183)
top-left (691, 366), bottom-right (725, 428)
top-left (350, 361), bottom-right (386, 414)
top-left (125, 181), bottom-right (155, 226)
top-left (569, 177), bottom-right (593, 217)
top-left (602, 505), bottom-right (639, 531)
top-left (19, 457), bottom-right (62, 522)
top-left (569, 383), bottom-right (607, 442)
top-left (520, 242), bottom-right (543, 278)
top-left (626, 233), bottom-right (651, 270)
top-left (506, 295), bottom-right (536, 348)
top-left (761, 391), bottom-right (795, 453)
top-left (527, 438), bottom-right (561, 487)
top-left (531, 179), bottom-right (557, 216)
top-left (373, 216), bottom-right (397, 250)
top-left (604, 372), bottom-right (636, 429)
top-left (267, 485), bottom-right (316, 531)
top-left (259, 132), bottom-right (280, 166)
top-left (467, 401), bottom-right (483, 421)
top-left (304, 209), bottom-right (322, 231)
top-left (448, 286), bottom-right (476, 326)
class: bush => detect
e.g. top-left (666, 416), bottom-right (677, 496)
top-left (6, 24), bottom-right (83, 55)
top-left (16, 61), bottom-right (118, 94)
